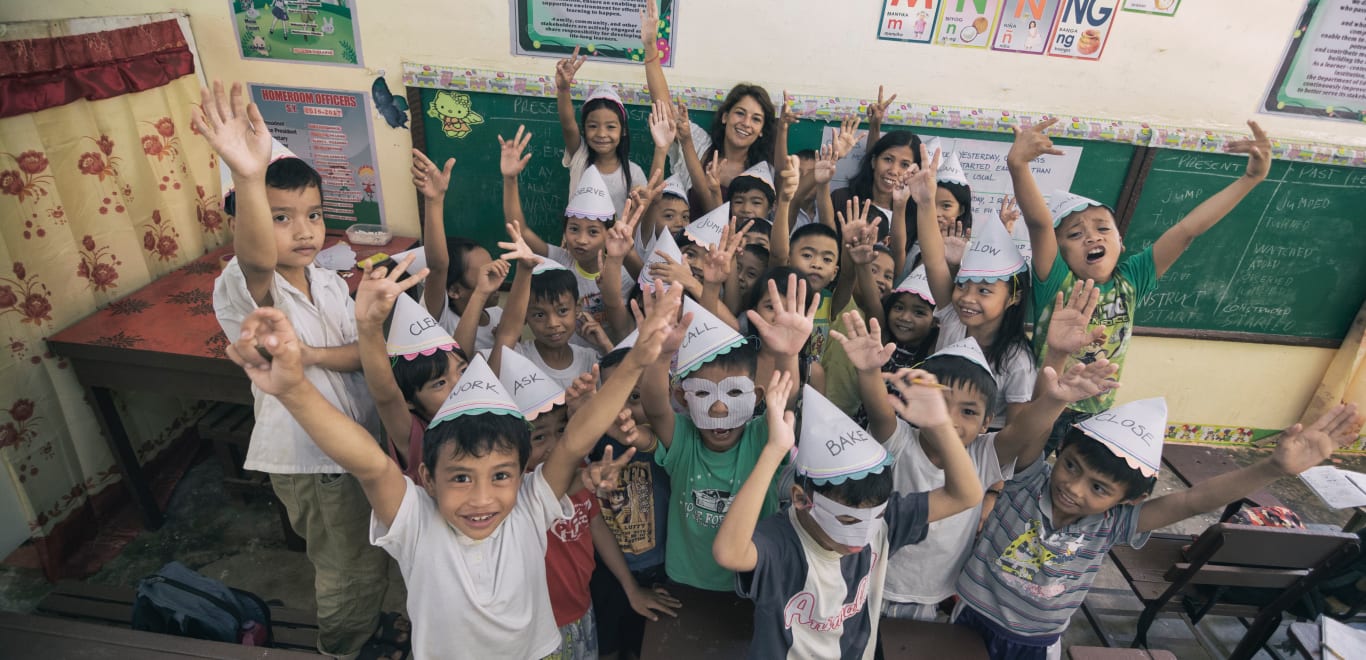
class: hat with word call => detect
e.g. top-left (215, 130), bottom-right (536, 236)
top-left (684, 202), bottom-right (730, 250)
top-left (220, 136), bottom-right (301, 212)
top-left (731, 162), bottom-right (776, 196)
top-left (926, 337), bottom-right (994, 380)
top-left (565, 164), bottom-right (616, 222)
top-left (796, 385), bottom-right (892, 484)
top-left (937, 151), bottom-right (969, 186)
top-left (662, 174), bottom-right (688, 200)
top-left (429, 354), bottom-right (524, 428)
top-left (387, 294), bottom-right (460, 360)
top-left (1073, 398), bottom-right (1166, 478)
top-left (586, 84), bottom-right (626, 114)
top-left (892, 264), bottom-right (935, 306)
top-left (1047, 190), bottom-right (1109, 228)
top-left (387, 247), bottom-right (428, 276)
top-left (639, 226), bottom-right (685, 288)
top-left (498, 346), bottom-right (565, 421)
top-left (956, 211), bottom-right (1027, 283)
top-left (672, 296), bottom-right (747, 379)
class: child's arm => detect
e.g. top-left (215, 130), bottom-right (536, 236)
top-left (713, 370), bottom-right (796, 572)
top-left (356, 255), bottom-right (431, 448)
top-left (192, 81), bottom-right (276, 305)
top-left (1006, 118), bottom-right (1065, 280)
top-left (839, 198), bottom-right (884, 322)
top-left (1139, 404), bottom-right (1362, 533)
top-left (602, 203), bottom-right (641, 342)
top-left (889, 174), bottom-right (910, 280)
top-left (865, 85), bottom-right (895, 152)
top-left (554, 47), bottom-right (588, 157)
top-left (299, 344), bottom-right (362, 372)
top-left (907, 146), bottom-right (954, 306)
top-left (884, 369), bottom-right (984, 522)
top-left (773, 92), bottom-right (797, 171)
top-left (490, 223), bottom-right (538, 359)
top-left (412, 149), bottom-right (457, 318)
top-left (746, 274), bottom-right (818, 409)
top-left (674, 103), bottom-right (712, 206)
top-left (812, 145), bottom-right (838, 230)
top-left (227, 308), bottom-right (406, 527)
top-left (452, 259), bottom-right (510, 356)
top-left (641, 101), bottom-right (676, 240)
top-left (768, 154), bottom-right (799, 271)
top-left (699, 219), bottom-right (748, 331)
top-left (1151, 121), bottom-right (1270, 279)
top-left (829, 310), bottom-right (898, 442)
top-left (590, 514), bottom-right (682, 621)
top-left (641, 0), bottom-right (670, 105)
top-left (637, 282), bottom-right (691, 450)
top-left (500, 126), bottom-right (550, 257)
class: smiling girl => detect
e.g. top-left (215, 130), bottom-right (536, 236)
top-left (556, 48), bottom-right (646, 220)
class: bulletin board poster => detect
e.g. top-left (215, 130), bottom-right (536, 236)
top-left (1047, 0), bottom-right (1120, 61)
top-left (1121, 0), bottom-right (1180, 16)
top-left (935, 0), bottom-right (1003, 49)
top-left (992, 0), bottom-right (1063, 55)
top-left (249, 85), bottom-right (385, 229)
top-left (1262, 0), bottom-right (1366, 124)
top-left (231, 1), bottom-right (363, 66)
top-left (512, 0), bottom-right (677, 66)
top-left (878, 0), bottom-right (942, 44)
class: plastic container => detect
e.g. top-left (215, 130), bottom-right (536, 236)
top-left (345, 224), bottom-right (391, 246)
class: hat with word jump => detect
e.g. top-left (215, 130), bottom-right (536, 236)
top-left (956, 212), bottom-right (1027, 283)
top-left (684, 202), bottom-right (730, 250)
top-left (796, 385), bottom-right (892, 484)
top-left (498, 346), bottom-right (565, 420)
top-left (1073, 397), bottom-right (1166, 478)
top-left (565, 164), bottom-right (616, 221)
top-left (937, 152), bottom-right (969, 186)
top-left (672, 296), bottom-right (746, 379)
top-left (429, 354), bottom-right (524, 428)
top-left (892, 264), bottom-right (935, 306)
top-left (387, 294), bottom-right (459, 360)
top-left (1047, 190), bottom-right (1108, 228)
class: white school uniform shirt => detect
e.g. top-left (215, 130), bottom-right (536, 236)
top-left (515, 338), bottom-right (599, 390)
top-left (545, 244), bottom-right (633, 353)
top-left (933, 306), bottom-right (1037, 429)
top-left (437, 304), bottom-right (503, 354)
top-left (563, 142), bottom-right (647, 221)
top-left (213, 260), bottom-right (380, 473)
top-left (371, 468), bottom-right (573, 660)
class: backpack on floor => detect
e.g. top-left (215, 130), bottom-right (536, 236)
top-left (131, 561), bottom-right (273, 646)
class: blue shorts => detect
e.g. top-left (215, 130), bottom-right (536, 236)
top-left (953, 605), bottom-right (1060, 660)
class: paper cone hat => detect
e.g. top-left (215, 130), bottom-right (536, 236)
top-left (220, 136), bottom-right (300, 207)
top-left (533, 258), bottom-right (570, 275)
top-left (429, 354), bottom-right (524, 428)
top-left (928, 337), bottom-right (994, 379)
top-left (565, 165), bottom-right (616, 221)
top-left (796, 385), bottom-right (892, 484)
top-left (586, 84), bottom-right (625, 113)
top-left (1047, 190), bottom-right (1107, 228)
top-left (388, 247), bottom-right (428, 276)
top-left (937, 151), bottom-right (968, 186)
top-left (732, 162), bottom-right (775, 194)
top-left (1073, 398), bottom-right (1166, 478)
top-left (662, 174), bottom-right (687, 200)
top-left (684, 202), bottom-right (729, 250)
top-left (614, 329), bottom-right (638, 351)
top-left (498, 347), bottom-right (565, 420)
top-left (892, 264), bottom-right (935, 306)
top-left (387, 295), bottom-right (459, 360)
top-left (672, 296), bottom-right (747, 378)
top-left (639, 228), bottom-right (684, 288)
top-left (1009, 215), bottom-right (1033, 264)
top-left (957, 212), bottom-right (1026, 283)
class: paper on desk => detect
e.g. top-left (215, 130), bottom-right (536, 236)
top-left (1321, 615), bottom-right (1366, 660)
top-left (315, 243), bottom-right (357, 271)
top-left (1300, 466), bottom-right (1366, 509)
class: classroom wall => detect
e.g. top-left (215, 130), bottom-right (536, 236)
top-left (1, 0), bottom-right (1343, 433)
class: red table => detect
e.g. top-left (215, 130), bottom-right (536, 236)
top-left (46, 231), bottom-right (415, 529)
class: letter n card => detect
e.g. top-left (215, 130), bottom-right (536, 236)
top-left (992, 0), bottom-right (1064, 55)
top-left (1048, 0), bottom-right (1119, 60)
top-left (934, 0), bottom-right (1003, 49)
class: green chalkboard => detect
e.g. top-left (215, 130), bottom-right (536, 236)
top-left (1123, 150), bottom-right (1366, 341)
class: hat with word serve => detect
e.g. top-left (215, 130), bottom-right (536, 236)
top-left (1047, 190), bottom-right (1108, 228)
top-left (387, 294), bottom-right (459, 360)
top-left (684, 202), bottom-right (730, 250)
top-left (796, 385), bottom-right (893, 484)
top-left (672, 296), bottom-right (747, 379)
top-left (498, 346), bottom-right (565, 420)
top-left (956, 212), bottom-right (1027, 283)
top-left (937, 151), bottom-right (968, 186)
top-left (892, 264), bottom-right (935, 306)
top-left (1073, 397), bottom-right (1166, 478)
top-left (565, 164), bottom-right (616, 221)
top-left (430, 354), bottom-right (524, 428)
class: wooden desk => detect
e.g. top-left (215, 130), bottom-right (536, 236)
top-left (0, 612), bottom-right (318, 658)
top-left (46, 232), bottom-right (414, 529)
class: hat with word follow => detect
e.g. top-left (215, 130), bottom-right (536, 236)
top-left (220, 136), bottom-right (300, 211)
top-left (1074, 398), bottom-right (1166, 478)
top-left (662, 174), bottom-right (687, 200)
top-left (586, 84), bottom-right (626, 114)
top-left (387, 294), bottom-right (459, 360)
top-left (927, 337), bottom-right (994, 379)
top-left (429, 354), bottom-right (524, 428)
top-left (1047, 190), bottom-right (1108, 228)
top-left (796, 385), bottom-right (892, 484)
top-left (892, 264), bottom-right (935, 306)
top-left (387, 247), bottom-right (428, 276)
top-left (956, 212), bottom-right (1026, 283)
top-left (498, 346), bottom-right (565, 420)
top-left (684, 202), bottom-right (730, 250)
top-left (673, 296), bottom-right (746, 379)
top-left (639, 226), bottom-right (685, 288)
top-left (732, 161), bottom-right (775, 195)
top-left (937, 151), bottom-right (969, 186)
top-left (565, 164), bottom-right (616, 222)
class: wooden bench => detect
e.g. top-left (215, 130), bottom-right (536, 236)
top-left (197, 403), bottom-right (305, 552)
top-left (35, 580), bottom-right (321, 653)
top-left (1068, 647), bottom-right (1177, 660)
top-left (0, 611), bottom-right (318, 659)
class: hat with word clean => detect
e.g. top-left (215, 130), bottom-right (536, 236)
top-left (684, 202), bottom-right (730, 250)
top-left (673, 296), bottom-right (747, 379)
top-left (387, 294), bottom-right (459, 360)
top-left (927, 337), bottom-right (994, 379)
top-left (731, 161), bottom-right (775, 195)
top-left (956, 212), bottom-right (1027, 283)
top-left (586, 84), bottom-right (626, 113)
top-left (937, 151), bottom-right (968, 186)
top-left (639, 226), bottom-right (685, 288)
top-left (429, 354), bottom-right (524, 428)
top-left (220, 136), bottom-right (301, 211)
top-left (1074, 398), bottom-right (1166, 478)
top-left (662, 174), bottom-right (687, 200)
top-left (498, 346), bottom-right (565, 420)
top-left (1047, 190), bottom-right (1108, 228)
top-left (892, 264), bottom-right (935, 306)
top-left (387, 247), bottom-right (428, 276)
top-left (565, 164), bottom-right (616, 221)
top-left (796, 385), bottom-right (893, 484)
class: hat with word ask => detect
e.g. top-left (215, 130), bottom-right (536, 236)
top-left (937, 151), bottom-right (969, 186)
top-left (892, 264), bottom-right (935, 306)
top-left (387, 294), bottom-right (460, 360)
top-left (639, 226), bottom-right (685, 288)
top-left (732, 162), bottom-right (775, 195)
top-left (956, 212), bottom-right (1027, 283)
top-left (429, 354), bottom-right (524, 428)
top-left (1047, 190), bottom-right (1108, 228)
top-left (796, 385), bottom-right (892, 484)
top-left (927, 337), bottom-right (994, 379)
top-left (565, 164), bottom-right (616, 221)
top-left (662, 174), bottom-right (687, 200)
top-left (220, 136), bottom-right (301, 211)
top-left (1073, 397), bottom-right (1166, 478)
top-left (586, 84), bottom-right (625, 114)
top-left (498, 346), bottom-right (565, 420)
top-left (672, 296), bottom-right (747, 379)
top-left (684, 202), bottom-right (730, 250)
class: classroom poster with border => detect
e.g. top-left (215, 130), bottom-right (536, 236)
top-left (248, 84), bottom-right (385, 229)
top-left (230, 0), bottom-right (363, 66)
top-left (1261, 0), bottom-right (1366, 124)
top-left (991, 0), bottom-right (1064, 55)
top-left (1121, 0), bottom-right (1180, 16)
top-left (511, 0), bottom-right (677, 66)
top-left (934, 0), bottom-right (1004, 49)
top-left (878, 0), bottom-right (943, 43)
top-left (1047, 0), bottom-right (1120, 61)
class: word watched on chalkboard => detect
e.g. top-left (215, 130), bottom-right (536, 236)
top-left (1124, 150), bottom-right (1366, 341)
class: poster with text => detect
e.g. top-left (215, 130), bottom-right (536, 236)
top-left (1262, 0), bottom-right (1366, 123)
top-left (992, 0), bottom-right (1063, 54)
top-left (934, 0), bottom-right (1003, 48)
top-left (1121, 0), bottom-right (1180, 16)
top-left (1047, 0), bottom-right (1119, 60)
top-left (878, 0), bottom-right (942, 43)
top-left (249, 85), bottom-right (384, 229)
top-left (231, 0), bottom-right (362, 66)
top-left (512, 0), bottom-right (677, 66)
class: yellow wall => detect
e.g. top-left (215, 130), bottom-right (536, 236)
top-left (0, 0), bottom-right (1343, 430)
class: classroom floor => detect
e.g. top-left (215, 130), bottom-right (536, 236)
top-left (0, 444), bottom-right (1363, 658)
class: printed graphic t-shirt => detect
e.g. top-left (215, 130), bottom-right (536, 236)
top-left (592, 436), bottom-right (670, 571)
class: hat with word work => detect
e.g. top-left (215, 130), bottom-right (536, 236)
top-left (731, 162), bottom-right (776, 196)
top-left (585, 84), bottom-right (626, 114)
top-left (937, 151), bottom-right (969, 186)
top-left (498, 347), bottom-right (565, 420)
top-left (684, 202), bottom-right (730, 250)
top-left (429, 354), bottom-right (524, 428)
top-left (662, 174), bottom-right (687, 200)
top-left (956, 212), bottom-right (1027, 283)
top-left (639, 226), bottom-right (685, 288)
top-left (1073, 398), bottom-right (1166, 478)
top-left (796, 385), bottom-right (893, 484)
top-left (672, 296), bottom-right (747, 379)
top-left (387, 247), bottom-right (428, 276)
top-left (1047, 190), bottom-right (1108, 228)
top-left (926, 337), bottom-right (994, 379)
top-left (892, 264), bottom-right (935, 306)
top-left (387, 295), bottom-right (460, 360)
top-left (220, 136), bottom-right (301, 212)
top-left (565, 164), bottom-right (616, 221)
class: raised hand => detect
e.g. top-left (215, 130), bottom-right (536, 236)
top-left (777, 91), bottom-right (801, 130)
top-left (564, 365), bottom-right (600, 418)
top-left (999, 195), bottom-right (1021, 233)
top-left (832, 114), bottom-right (863, 161)
top-left (578, 311), bottom-right (614, 353)
top-left (1046, 278), bottom-right (1105, 356)
top-left (746, 273), bottom-right (818, 357)
top-left (1227, 120), bottom-right (1272, 182)
top-left (1271, 403), bottom-right (1364, 476)
top-left (813, 144), bottom-right (837, 185)
top-left (474, 259), bottom-right (511, 298)
top-left (867, 84), bottom-right (897, 130)
top-left (942, 221), bottom-right (970, 268)
top-left (355, 253), bottom-right (428, 328)
top-left (890, 172), bottom-right (912, 209)
top-left (700, 218), bottom-right (750, 284)
top-left (627, 280), bottom-right (686, 367)
top-left (605, 219), bottom-right (636, 261)
top-left (628, 168), bottom-right (666, 213)
top-left (779, 154), bottom-right (800, 203)
top-left (554, 46), bottom-right (587, 92)
top-left (581, 442), bottom-right (637, 496)
top-left (673, 99), bottom-right (692, 142)
top-left (226, 307), bottom-right (306, 396)
top-left (498, 221), bottom-right (540, 267)
top-left (702, 156), bottom-right (724, 203)
top-left (498, 125), bottom-right (533, 178)
top-left (412, 149), bottom-right (455, 201)
top-left (830, 310), bottom-right (896, 372)
top-left (649, 100), bottom-right (677, 149)
top-left (647, 252), bottom-right (697, 288)
top-left (640, 0), bottom-right (660, 50)
top-left (883, 369), bottom-right (951, 428)
top-left (603, 408), bottom-right (642, 448)
top-left (906, 143), bottom-right (942, 207)
top-left (191, 81), bottom-right (273, 179)
top-left (764, 369), bottom-right (797, 452)
top-left (837, 196), bottom-right (878, 265)
top-left (1007, 117), bottom-right (1064, 167)
top-left (1039, 359), bottom-right (1120, 405)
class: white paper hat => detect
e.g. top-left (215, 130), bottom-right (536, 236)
top-left (498, 346), bottom-right (565, 420)
top-left (1010, 214), bottom-right (1033, 265)
top-left (1073, 398), bottom-right (1166, 478)
top-left (956, 212), bottom-right (1026, 283)
top-left (662, 174), bottom-right (687, 200)
top-left (796, 385), bottom-right (892, 484)
top-left (1047, 190), bottom-right (1107, 228)
top-left (732, 162), bottom-right (775, 194)
top-left (672, 296), bottom-right (747, 379)
top-left (613, 329), bottom-right (638, 351)
top-left (586, 84), bottom-right (625, 112)
top-left (429, 354), bottom-right (524, 428)
top-left (684, 202), bottom-right (729, 250)
top-left (387, 294), bottom-right (459, 360)
top-left (532, 258), bottom-right (570, 275)
top-left (388, 247), bottom-right (428, 276)
top-left (937, 151), bottom-right (968, 186)
top-left (892, 264), bottom-right (935, 306)
top-left (927, 337), bottom-right (994, 379)
top-left (220, 136), bottom-right (300, 206)
top-left (639, 228), bottom-right (684, 288)
top-left (565, 164), bottom-right (616, 221)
